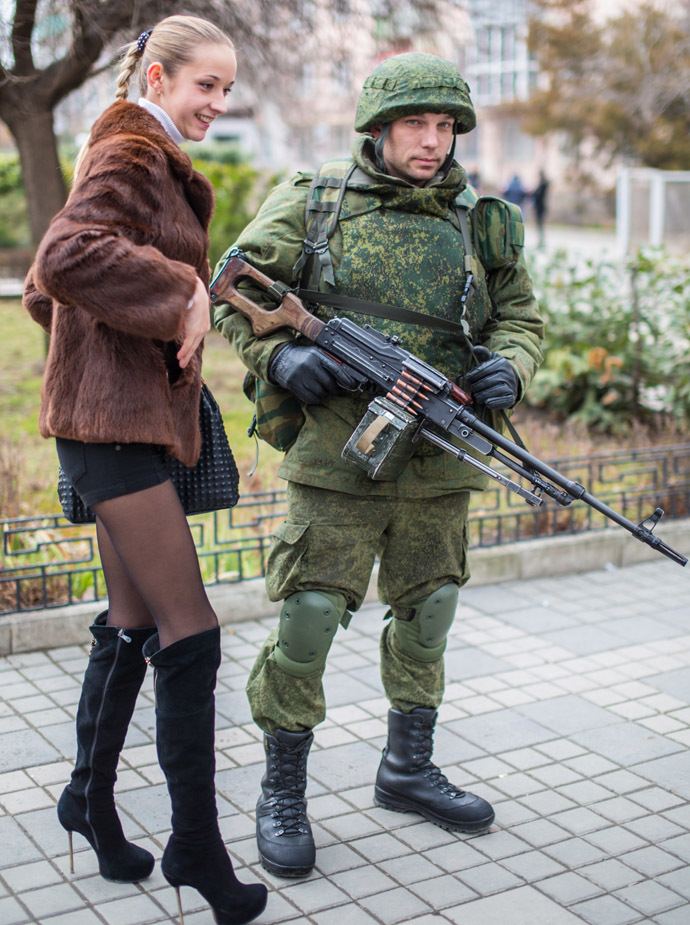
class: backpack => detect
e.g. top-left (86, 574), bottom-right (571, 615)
top-left (248, 160), bottom-right (524, 452)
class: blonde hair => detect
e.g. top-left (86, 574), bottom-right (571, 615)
top-left (115, 14), bottom-right (235, 101)
top-left (72, 16), bottom-right (234, 182)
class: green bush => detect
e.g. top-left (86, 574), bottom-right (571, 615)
top-left (526, 247), bottom-right (690, 432)
top-left (0, 154), bottom-right (30, 247)
top-left (189, 156), bottom-right (282, 270)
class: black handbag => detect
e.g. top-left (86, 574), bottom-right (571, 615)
top-left (57, 382), bottom-right (239, 523)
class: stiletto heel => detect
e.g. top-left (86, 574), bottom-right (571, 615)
top-left (67, 830), bottom-right (74, 874)
top-left (173, 884), bottom-right (184, 925)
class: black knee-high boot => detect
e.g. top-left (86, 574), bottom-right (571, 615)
top-left (143, 628), bottom-right (267, 925)
top-left (58, 612), bottom-right (156, 882)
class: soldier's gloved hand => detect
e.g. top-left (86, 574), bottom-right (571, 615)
top-left (268, 343), bottom-right (359, 404)
top-left (465, 345), bottom-right (520, 409)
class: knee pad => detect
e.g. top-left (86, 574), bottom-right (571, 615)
top-left (274, 590), bottom-right (348, 678)
top-left (392, 582), bottom-right (459, 662)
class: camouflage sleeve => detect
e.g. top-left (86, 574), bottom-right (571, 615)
top-left (480, 252), bottom-right (544, 400)
top-left (213, 172), bottom-right (313, 382)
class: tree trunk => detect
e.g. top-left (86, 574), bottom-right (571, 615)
top-left (6, 109), bottom-right (68, 246)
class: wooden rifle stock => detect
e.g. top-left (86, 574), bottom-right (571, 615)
top-left (210, 253), bottom-right (325, 342)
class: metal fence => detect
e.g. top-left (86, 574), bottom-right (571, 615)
top-left (2, 445), bottom-right (689, 617)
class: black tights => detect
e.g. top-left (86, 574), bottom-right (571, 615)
top-left (93, 480), bottom-right (217, 649)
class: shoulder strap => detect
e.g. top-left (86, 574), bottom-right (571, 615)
top-left (292, 160), bottom-right (359, 288)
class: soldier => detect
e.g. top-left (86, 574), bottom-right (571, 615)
top-left (214, 52), bottom-right (544, 878)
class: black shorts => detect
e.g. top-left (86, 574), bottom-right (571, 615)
top-left (56, 438), bottom-right (170, 507)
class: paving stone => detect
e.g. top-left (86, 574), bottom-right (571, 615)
top-left (349, 832), bottom-right (414, 864)
top-left (359, 886), bottom-right (431, 923)
top-left (333, 865), bottom-right (398, 899)
top-left (578, 858), bottom-right (641, 891)
top-left (614, 880), bottom-right (686, 916)
top-left (18, 882), bottom-right (90, 919)
top-left (621, 844), bottom-right (686, 877)
top-left (0, 896), bottom-right (32, 925)
top-left (508, 818), bottom-right (571, 848)
top-left (409, 873), bottom-right (478, 908)
top-left (544, 837), bottom-right (609, 867)
top-left (310, 902), bottom-right (382, 924)
top-left (537, 871), bottom-right (603, 905)
top-left (456, 862), bottom-right (522, 896)
top-left (500, 849), bottom-right (566, 882)
top-left (569, 894), bottom-right (645, 925)
top-left (654, 906), bottom-right (690, 925)
top-left (444, 884), bottom-right (585, 923)
top-left (550, 807), bottom-right (610, 836)
top-left (593, 797), bottom-right (648, 824)
top-left (657, 867), bottom-right (690, 900)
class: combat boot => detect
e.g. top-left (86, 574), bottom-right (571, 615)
top-left (375, 707), bottom-right (495, 832)
top-left (256, 729), bottom-right (315, 877)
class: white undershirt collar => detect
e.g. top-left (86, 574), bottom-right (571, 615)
top-left (137, 98), bottom-right (186, 146)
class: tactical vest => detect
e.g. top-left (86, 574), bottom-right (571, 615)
top-left (249, 159), bottom-right (525, 453)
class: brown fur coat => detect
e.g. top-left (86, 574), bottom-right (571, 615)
top-left (23, 101), bottom-right (215, 466)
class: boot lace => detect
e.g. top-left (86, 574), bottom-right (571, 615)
top-left (412, 718), bottom-right (467, 801)
top-left (266, 743), bottom-right (310, 836)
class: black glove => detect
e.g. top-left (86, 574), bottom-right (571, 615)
top-left (464, 345), bottom-right (520, 410)
top-left (268, 343), bottom-right (359, 405)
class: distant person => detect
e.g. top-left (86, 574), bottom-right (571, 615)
top-left (502, 173), bottom-right (527, 211)
top-left (22, 15), bottom-right (266, 925)
top-left (467, 166), bottom-right (481, 191)
top-left (532, 169), bottom-right (550, 248)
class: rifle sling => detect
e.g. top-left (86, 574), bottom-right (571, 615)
top-left (298, 288), bottom-right (467, 335)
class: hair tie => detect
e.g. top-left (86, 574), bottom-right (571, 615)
top-left (137, 30), bottom-right (152, 53)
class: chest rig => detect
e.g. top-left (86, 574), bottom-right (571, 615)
top-left (288, 160), bottom-right (525, 479)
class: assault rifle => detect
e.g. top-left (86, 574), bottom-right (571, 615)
top-left (210, 252), bottom-right (687, 567)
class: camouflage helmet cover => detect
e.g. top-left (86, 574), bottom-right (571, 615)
top-left (354, 52), bottom-right (476, 135)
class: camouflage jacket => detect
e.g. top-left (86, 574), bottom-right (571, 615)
top-left (214, 135), bottom-right (544, 497)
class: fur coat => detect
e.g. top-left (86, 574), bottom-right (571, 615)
top-left (23, 100), bottom-right (215, 466)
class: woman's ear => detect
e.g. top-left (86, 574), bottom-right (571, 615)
top-left (146, 62), bottom-right (164, 94)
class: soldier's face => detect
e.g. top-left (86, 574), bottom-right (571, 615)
top-left (371, 113), bottom-right (454, 186)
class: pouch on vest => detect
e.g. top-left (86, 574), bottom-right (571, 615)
top-left (243, 371), bottom-right (304, 453)
top-left (471, 196), bottom-right (524, 270)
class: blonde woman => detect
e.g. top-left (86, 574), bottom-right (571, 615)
top-left (23, 15), bottom-right (267, 925)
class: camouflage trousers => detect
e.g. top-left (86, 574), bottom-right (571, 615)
top-left (246, 482), bottom-right (471, 734)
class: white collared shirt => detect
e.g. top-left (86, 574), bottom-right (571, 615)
top-left (137, 97), bottom-right (186, 146)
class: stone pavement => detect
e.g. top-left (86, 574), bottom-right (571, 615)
top-left (1, 557), bottom-right (690, 925)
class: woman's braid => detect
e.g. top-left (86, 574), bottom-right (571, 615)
top-left (115, 43), bottom-right (142, 101)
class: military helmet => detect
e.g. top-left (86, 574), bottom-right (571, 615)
top-left (354, 52), bottom-right (476, 135)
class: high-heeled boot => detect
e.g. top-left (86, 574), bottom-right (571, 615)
top-left (143, 628), bottom-right (267, 925)
top-left (58, 612), bottom-right (156, 882)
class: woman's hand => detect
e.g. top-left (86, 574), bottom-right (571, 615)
top-left (177, 276), bottom-right (210, 368)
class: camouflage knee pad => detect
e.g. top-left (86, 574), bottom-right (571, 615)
top-left (274, 590), bottom-right (349, 678)
top-left (391, 582), bottom-right (459, 662)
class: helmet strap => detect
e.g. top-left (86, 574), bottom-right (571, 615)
top-left (440, 128), bottom-right (458, 178)
top-left (374, 123), bottom-right (391, 173)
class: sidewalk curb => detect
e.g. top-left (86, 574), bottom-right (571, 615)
top-left (2, 519), bottom-right (687, 656)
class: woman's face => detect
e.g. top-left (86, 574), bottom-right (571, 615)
top-left (146, 43), bottom-right (237, 142)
